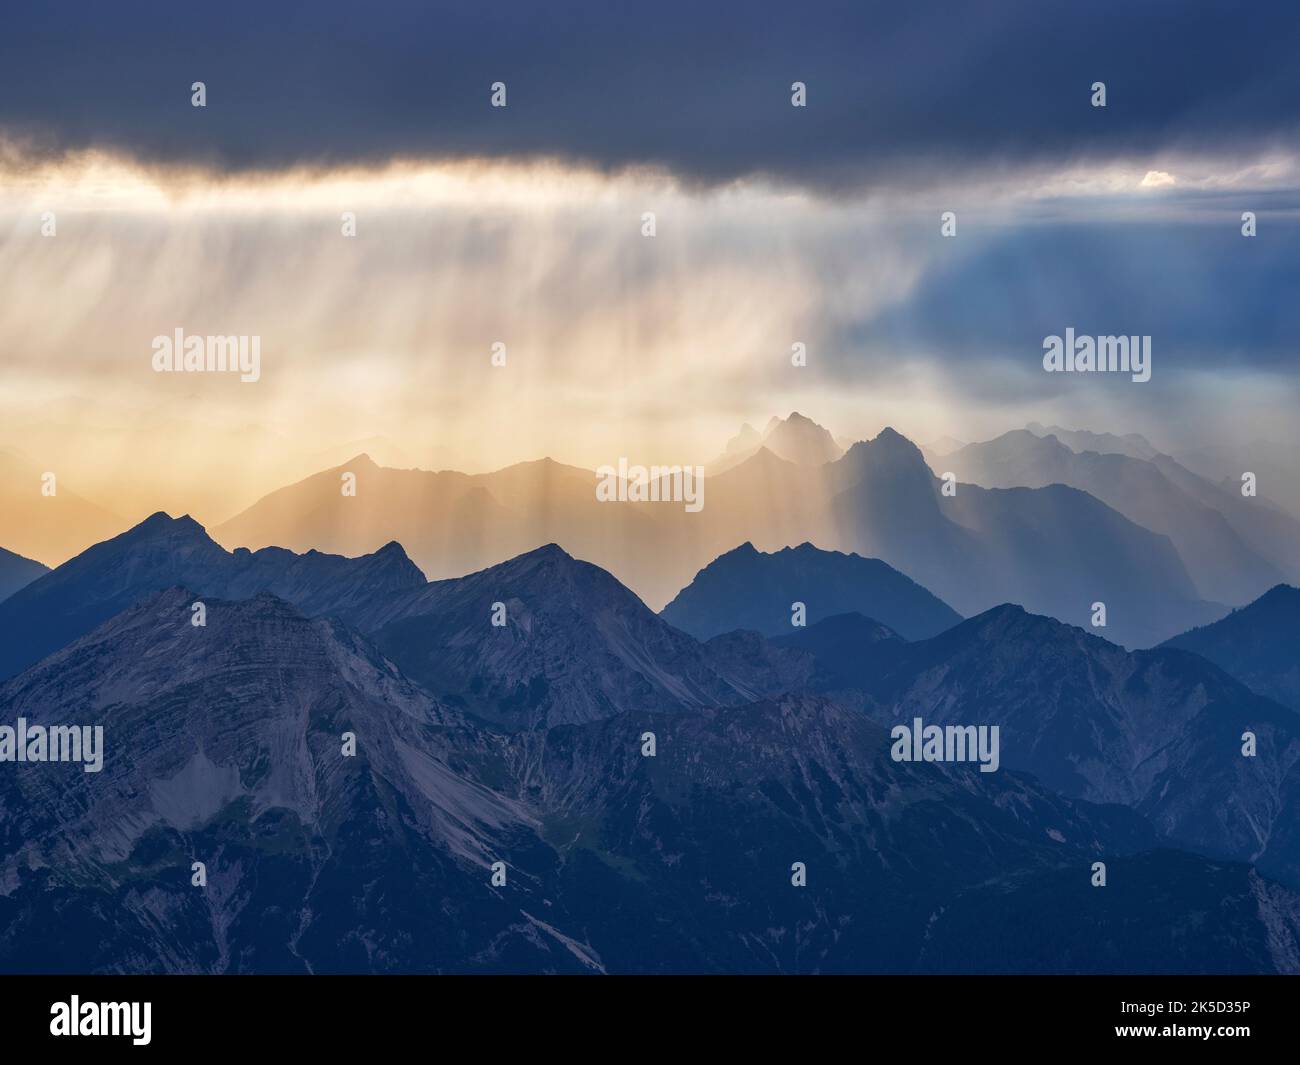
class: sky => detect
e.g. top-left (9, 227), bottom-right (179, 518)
top-left (1, 0), bottom-right (1298, 524)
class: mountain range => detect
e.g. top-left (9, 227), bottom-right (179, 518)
top-left (203, 417), bottom-right (1235, 647)
top-left (3, 411), bottom-right (1299, 972)
top-left (829, 603), bottom-right (1300, 887)
top-left (0, 512), bottom-right (426, 681)
top-left (936, 429), bottom-right (1300, 606)
top-left (3, 412), bottom-right (1292, 650)
top-left (3, 508), bottom-right (1300, 970)
top-left (5, 566), bottom-right (1298, 972)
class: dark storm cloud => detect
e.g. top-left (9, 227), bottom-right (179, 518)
top-left (2, 0), bottom-right (1298, 188)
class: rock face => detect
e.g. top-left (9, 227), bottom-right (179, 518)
top-left (0, 512), bottom-right (426, 681)
top-left (1161, 584), bottom-right (1300, 711)
top-left (370, 544), bottom-right (799, 729)
top-left (916, 851), bottom-right (1300, 975)
top-left (771, 612), bottom-right (906, 691)
top-left (9, 590), bottom-right (1276, 974)
top-left (502, 694), bottom-right (1167, 974)
top-left (661, 541), bottom-right (961, 641)
top-left (0, 589), bottom-right (575, 974)
top-left (854, 604), bottom-right (1300, 886)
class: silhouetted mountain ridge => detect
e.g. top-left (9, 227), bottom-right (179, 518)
top-left (1160, 584), bottom-right (1300, 711)
top-left (661, 540), bottom-right (961, 641)
top-left (0, 512), bottom-right (427, 680)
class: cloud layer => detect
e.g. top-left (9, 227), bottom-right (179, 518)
top-left (2, 0), bottom-right (1298, 191)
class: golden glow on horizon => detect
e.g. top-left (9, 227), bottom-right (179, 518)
top-left (4, 142), bottom-right (1298, 215)
top-left (0, 149), bottom-right (698, 213)
top-left (1, 143), bottom-right (1297, 560)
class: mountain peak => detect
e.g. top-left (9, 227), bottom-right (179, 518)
top-left (1159, 582), bottom-right (1300, 710)
top-left (723, 423), bottom-right (762, 456)
top-left (956, 601), bottom-right (1108, 647)
top-left (873, 426), bottom-right (912, 446)
top-left (121, 511), bottom-right (211, 543)
top-left (485, 542), bottom-right (577, 574)
top-left (373, 539), bottom-right (411, 560)
top-left (0, 513), bottom-right (429, 680)
top-left (980, 602), bottom-right (1029, 621)
top-left (841, 427), bottom-right (928, 471)
top-left (712, 412), bottom-right (843, 471)
top-left (661, 538), bottom-right (960, 641)
top-left (1256, 583), bottom-right (1300, 606)
top-left (1023, 422), bottom-right (1159, 460)
top-left (758, 413), bottom-right (843, 465)
top-left (362, 540), bottom-right (427, 583)
top-left (371, 543), bottom-right (759, 728)
top-left (522, 542), bottom-right (571, 561)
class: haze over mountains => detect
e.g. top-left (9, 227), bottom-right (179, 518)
top-left (194, 412), bottom-right (1277, 647)
top-left (3, 412), bottom-right (1298, 970)
top-left (8, 0), bottom-right (1300, 982)
top-left (4, 412), bottom-right (1292, 649)
top-left (935, 428), bottom-right (1300, 605)
top-left (711, 412), bottom-right (845, 473)
top-left (0, 447), bottom-right (122, 568)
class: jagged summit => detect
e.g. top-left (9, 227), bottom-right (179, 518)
top-left (124, 510), bottom-right (206, 536)
top-left (713, 412), bottom-right (843, 471)
top-left (369, 542), bottom-right (791, 728)
top-left (514, 541), bottom-right (572, 562)
top-left (0, 512), bottom-right (428, 680)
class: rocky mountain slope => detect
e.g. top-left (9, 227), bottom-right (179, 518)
top-left (1160, 584), bottom-right (1300, 711)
